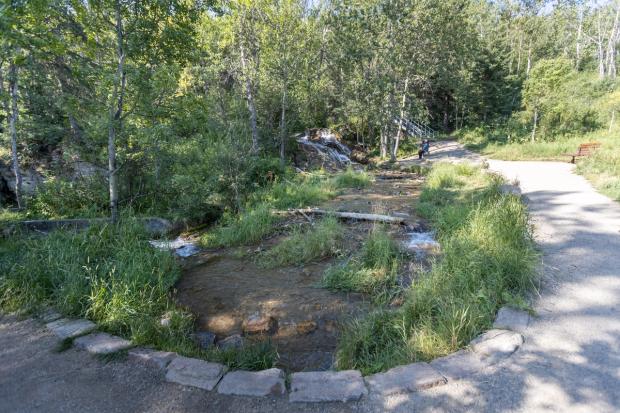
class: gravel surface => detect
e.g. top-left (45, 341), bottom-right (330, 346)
top-left (2, 143), bottom-right (620, 412)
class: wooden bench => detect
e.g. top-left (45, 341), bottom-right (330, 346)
top-left (564, 142), bottom-right (601, 163)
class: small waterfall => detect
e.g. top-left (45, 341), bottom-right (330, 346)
top-left (406, 231), bottom-right (440, 258)
top-left (296, 129), bottom-right (352, 168)
top-left (149, 237), bottom-right (201, 257)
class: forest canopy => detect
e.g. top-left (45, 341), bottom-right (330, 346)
top-left (1, 0), bottom-right (619, 220)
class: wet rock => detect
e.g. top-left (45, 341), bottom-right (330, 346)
top-left (46, 318), bottom-right (97, 339)
top-left (242, 313), bottom-right (277, 335)
top-left (217, 368), bottom-right (286, 397)
top-left (295, 320), bottom-right (317, 335)
top-left (128, 348), bottom-right (176, 370)
top-left (193, 331), bottom-right (216, 349)
top-left (218, 334), bottom-right (245, 350)
top-left (289, 370), bottom-right (367, 402)
top-left (365, 362), bottom-right (446, 396)
top-left (165, 356), bottom-right (227, 391)
top-left (74, 332), bottom-right (133, 354)
top-left (160, 312), bottom-right (173, 327)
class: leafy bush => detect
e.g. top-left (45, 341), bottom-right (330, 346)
top-left (27, 176), bottom-right (108, 219)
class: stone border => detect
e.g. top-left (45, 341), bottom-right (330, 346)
top-left (39, 305), bottom-right (529, 403)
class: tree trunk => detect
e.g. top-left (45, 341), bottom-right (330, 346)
top-left (391, 77), bottom-right (408, 162)
top-left (380, 126), bottom-right (388, 159)
top-left (240, 43), bottom-right (259, 154)
top-left (576, 7), bottom-right (583, 69)
top-left (108, 2), bottom-right (125, 223)
top-left (606, 6), bottom-right (620, 79)
top-left (7, 60), bottom-right (23, 208)
top-left (526, 41), bottom-right (532, 77)
top-left (531, 107), bottom-right (538, 142)
top-left (279, 83), bottom-right (287, 164)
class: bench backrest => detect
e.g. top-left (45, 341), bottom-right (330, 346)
top-left (577, 142), bottom-right (601, 156)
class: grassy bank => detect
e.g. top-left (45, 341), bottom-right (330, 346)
top-left (0, 219), bottom-right (276, 370)
top-left (459, 127), bottom-right (620, 201)
top-left (200, 167), bottom-right (372, 248)
top-left (335, 163), bottom-right (538, 374)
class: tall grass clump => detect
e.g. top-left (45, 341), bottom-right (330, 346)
top-left (335, 163), bottom-right (537, 374)
top-left (200, 204), bottom-right (276, 248)
top-left (258, 216), bottom-right (344, 268)
top-left (332, 167), bottom-right (373, 189)
top-left (322, 227), bottom-right (402, 302)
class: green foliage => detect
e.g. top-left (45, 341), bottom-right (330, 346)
top-left (26, 177), bottom-right (108, 219)
top-left (258, 216), bottom-right (344, 268)
top-left (322, 227), bottom-right (402, 303)
top-left (335, 163), bottom-right (537, 374)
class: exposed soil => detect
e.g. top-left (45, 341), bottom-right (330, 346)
top-left (174, 171), bottom-right (426, 372)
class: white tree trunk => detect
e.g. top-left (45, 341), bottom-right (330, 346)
top-left (531, 107), bottom-right (538, 143)
top-left (7, 60), bottom-right (23, 208)
top-left (108, 1), bottom-right (125, 223)
top-left (279, 82), bottom-right (287, 163)
top-left (240, 43), bottom-right (259, 154)
top-left (391, 77), bottom-right (409, 162)
top-left (606, 6), bottom-right (620, 78)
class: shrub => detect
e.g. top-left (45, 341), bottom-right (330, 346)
top-left (27, 176), bottom-right (108, 219)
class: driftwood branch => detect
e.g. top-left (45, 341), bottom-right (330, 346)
top-left (275, 208), bottom-right (406, 224)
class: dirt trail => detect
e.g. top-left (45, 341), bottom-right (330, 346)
top-left (175, 172), bottom-right (424, 372)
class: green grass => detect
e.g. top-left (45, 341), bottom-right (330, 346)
top-left (322, 227), bottom-right (403, 303)
top-left (334, 163), bottom-right (538, 374)
top-left (459, 126), bottom-right (620, 201)
top-left (258, 216), bottom-right (345, 268)
top-left (200, 168), bottom-right (373, 248)
top-left (200, 205), bottom-right (277, 248)
top-left (0, 219), bottom-right (276, 370)
top-left (332, 167), bottom-right (373, 189)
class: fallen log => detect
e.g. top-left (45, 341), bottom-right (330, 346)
top-left (275, 208), bottom-right (406, 224)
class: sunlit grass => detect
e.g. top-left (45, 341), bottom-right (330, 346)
top-left (335, 163), bottom-right (537, 374)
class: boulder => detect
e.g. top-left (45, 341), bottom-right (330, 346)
top-left (242, 313), bottom-right (277, 335)
top-left (217, 334), bottom-right (245, 350)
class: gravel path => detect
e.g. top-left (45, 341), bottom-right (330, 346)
top-left (2, 142), bottom-right (620, 412)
